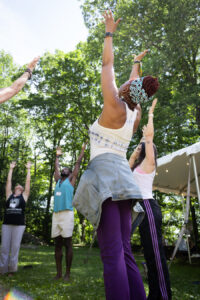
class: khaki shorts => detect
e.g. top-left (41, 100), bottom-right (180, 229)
top-left (51, 210), bottom-right (74, 238)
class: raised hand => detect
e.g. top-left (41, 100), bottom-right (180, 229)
top-left (56, 146), bottom-right (62, 156)
top-left (81, 141), bottom-right (88, 151)
top-left (149, 98), bottom-right (157, 115)
top-left (26, 161), bottom-right (32, 169)
top-left (10, 161), bottom-right (16, 169)
top-left (79, 142), bottom-right (88, 158)
top-left (103, 10), bottom-right (121, 33)
top-left (133, 49), bottom-right (150, 62)
top-left (142, 98), bottom-right (158, 138)
top-left (27, 56), bottom-right (40, 71)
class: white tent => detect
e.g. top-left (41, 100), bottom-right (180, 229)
top-left (153, 142), bottom-right (200, 265)
top-left (153, 142), bottom-right (200, 199)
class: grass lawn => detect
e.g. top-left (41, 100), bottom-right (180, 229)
top-left (0, 245), bottom-right (200, 299)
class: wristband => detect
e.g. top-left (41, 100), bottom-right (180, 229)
top-left (56, 155), bottom-right (61, 158)
top-left (24, 68), bottom-right (32, 79)
top-left (105, 32), bottom-right (113, 38)
top-left (134, 60), bottom-right (141, 64)
top-left (148, 113), bottom-right (154, 117)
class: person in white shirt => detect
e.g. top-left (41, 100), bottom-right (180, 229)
top-left (74, 10), bottom-right (159, 300)
top-left (129, 99), bottom-right (172, 300)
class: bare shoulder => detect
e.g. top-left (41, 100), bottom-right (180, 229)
top-left (99, 100), bottom-right (126, 128)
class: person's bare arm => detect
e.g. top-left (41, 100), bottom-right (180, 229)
top-left (6, 161), bottom-right (16, 199)
top-left (0, 56), bottom-right (39, 104)
top-left (129, 144), bottom-right (141, 169)
top-left (129, 50), bottom-right (149, 81)
top-left (70, 143), bottom-right (87, 187)
top-left (141, 99), bottom-right (157, 169)
top-left (133, 104), bottom-right (142, 133)
top-left (23, 161), bottom-right (31, 202)
top-left (100, 11), bottom-right (123, 115)
top-left (54, 147), bottom-right (62, 183)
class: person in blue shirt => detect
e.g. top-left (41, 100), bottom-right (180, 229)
top-left (52, 143), bottom-right (86, 281)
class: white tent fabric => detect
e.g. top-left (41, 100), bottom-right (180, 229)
top-left (153, 142), bottom-right (200, 197)
top-left (152, 142), bottom-right (200, 264)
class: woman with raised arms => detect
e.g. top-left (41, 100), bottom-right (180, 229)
top-left (73, 10), bottom-right (159, 300)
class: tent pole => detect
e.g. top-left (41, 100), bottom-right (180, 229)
top-left (169, 225), bottom-right (186, 268)
top-left (186, 235), bottom-right (191, 264)
top-left (169, 156), bottom-right (191, 267)
top-left (192, 155), bottom-right (200, 210)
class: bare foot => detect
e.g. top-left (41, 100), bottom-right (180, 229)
top-left (63, 274), bottom-right (70, 282)
top-left (53, 274), bottom-right (62, 280)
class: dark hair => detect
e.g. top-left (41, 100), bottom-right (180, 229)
top-left (119, 76), bottom-right (159, 110)
top-left (142, 76), bottom-right (159, 97)
top-left (131, 142), bottom-right (157, 171)
top-left (119, 81), bottom-right (136, 110)
top-left (63, 167), bottom-right (72, 174)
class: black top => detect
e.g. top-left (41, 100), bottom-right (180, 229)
top-left (3, 194), bottom-right (26, 225)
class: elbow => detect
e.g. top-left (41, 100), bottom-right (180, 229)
top-left (102, 61), bottom-right (113, 68)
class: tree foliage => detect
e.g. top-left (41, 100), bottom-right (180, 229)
top-left (0, 0), bottom-right (200, 244)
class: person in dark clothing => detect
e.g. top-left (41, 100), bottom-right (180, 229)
top-left (0, 161), bottom-right (31, 276)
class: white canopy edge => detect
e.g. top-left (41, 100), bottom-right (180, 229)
top-left (152, 186), bottom-right (197, 197)
top-left (157, 142), bottom-right (200, 167)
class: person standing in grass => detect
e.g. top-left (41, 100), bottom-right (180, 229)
top-left (73, 10), bottom-right (159, 300)
top-left (129, 99), bottom-right (172, 300)
top-left (0, 161), bottom-right (31, 276)
top-left (0, 56), bottom-right (39, 104)
top-left (52, 144), bottom-right (86, 281)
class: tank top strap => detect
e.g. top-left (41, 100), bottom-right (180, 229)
top-left (124, 102), bottom-right (138, 128)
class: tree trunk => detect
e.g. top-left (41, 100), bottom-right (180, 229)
top-left (43, 154), bottom-right (54, 243)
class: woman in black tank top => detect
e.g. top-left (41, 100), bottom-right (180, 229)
top-left (0, 161), bottom-right (31, 276)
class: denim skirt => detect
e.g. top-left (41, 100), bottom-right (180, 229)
top-left (73, 153), bottom-right (144, 229)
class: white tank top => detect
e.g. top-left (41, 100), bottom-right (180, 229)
top-left (89, 103), bottom-right (137, 160)
top-left (132, 166), bottom-right (155, 200)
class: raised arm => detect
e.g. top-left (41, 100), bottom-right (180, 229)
top-left (101, 11), bottom-right (121, 109)
top-left (129, 143), bottom-right (142, 169)
top-left (54, 147), bottom-right (62, 183)
top-left (0, 56), bottom-right (39, 104)
top-left (23, 161), bottom-right (31, 202)
top-left (6, 161), bottom-right (16, 200)
top-left (142, 98), bottom-right (157, 167)
top-left (69, 143), bottom-right (87, 187)
top-left (129, 50), bottom-right (149, 81)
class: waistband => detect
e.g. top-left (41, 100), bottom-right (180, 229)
top-left (89, 152), bottom-right (127, 165)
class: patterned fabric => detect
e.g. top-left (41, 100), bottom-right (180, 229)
top-left (3, 194), bottom-right (26, 225)
top-left (129, 77), bottom-right (150, 104)
top-left (89, 103), bottom-right (137, 161)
